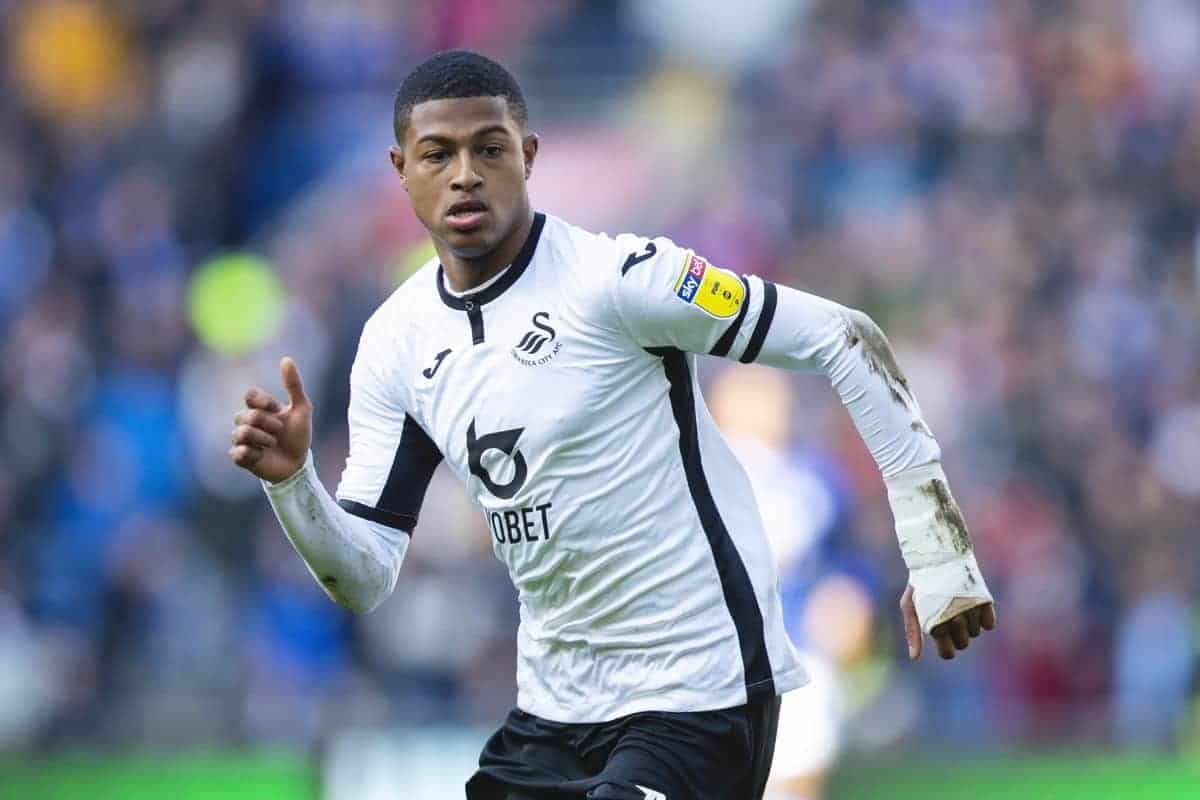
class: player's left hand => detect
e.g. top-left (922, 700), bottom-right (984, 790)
top-left (900, 586), bottom-right (995, 661)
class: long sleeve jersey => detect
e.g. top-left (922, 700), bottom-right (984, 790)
top-left (264, 212), bottom-right (984, 724)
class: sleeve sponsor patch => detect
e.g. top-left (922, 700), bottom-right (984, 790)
top-left (672, 252), bottom-right (745, 319)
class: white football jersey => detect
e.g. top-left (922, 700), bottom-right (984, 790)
top-left (333, 212), bottom-right (939, 723)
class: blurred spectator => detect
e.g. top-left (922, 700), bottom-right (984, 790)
top-left (0, 568), bottom-right (54, 749)
top-left (1114, 544), bottom-right (1195, 749)
top-left (0, 0), bottom-right (1196, 758)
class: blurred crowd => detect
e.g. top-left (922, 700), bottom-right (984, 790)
top-left (1, 0), bottom-right (1198, 772)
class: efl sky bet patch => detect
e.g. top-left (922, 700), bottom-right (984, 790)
top-left (673, 252), bottom-right (745, 319)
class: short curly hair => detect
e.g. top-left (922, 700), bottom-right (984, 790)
top-left (393, 50), bottom-right (528, 143)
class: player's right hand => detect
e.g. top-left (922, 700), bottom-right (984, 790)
top-left (901, 586), bottom-right (996, 661)
top-left (229, 356), bottom-right (313, 484)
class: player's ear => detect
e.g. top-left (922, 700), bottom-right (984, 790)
top-left (521, 133), bottom-right (539, 181)
top-left (389, 146), bottom-right (407, 189)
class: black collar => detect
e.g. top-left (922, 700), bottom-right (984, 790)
top-left (436, 212), bottom-right (546, 310)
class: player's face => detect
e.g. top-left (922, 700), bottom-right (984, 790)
top-left (391, 97), bottom-right (537, 260)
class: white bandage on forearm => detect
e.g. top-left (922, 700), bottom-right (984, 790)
top-left (262, 451), bottom-right (408, 613)
top-left (885, 461), bottom-right (993, 633)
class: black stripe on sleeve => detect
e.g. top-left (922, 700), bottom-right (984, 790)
top-left (342, 414), bottom-right (443, 533)
top-left (708, 276), bottom-right (752, 358)
top-left (658, 348), bottom-right (775, 701)
top-left (739, 280), bottom-right (777, 363)
top-left (338, 499), bottom-right (417, 531)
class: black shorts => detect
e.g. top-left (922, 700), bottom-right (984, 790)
top-left (465, 696), bottom-right (781, 800)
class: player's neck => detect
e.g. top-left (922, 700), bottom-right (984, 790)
top-left (439, 209), bottom-right (535, 294)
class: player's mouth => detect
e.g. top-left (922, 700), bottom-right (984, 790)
top-left (446, 200), bottom-right (489, 232)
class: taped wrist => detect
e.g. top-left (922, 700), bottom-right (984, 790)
top-left (885, 461), bottom-right (993, 634)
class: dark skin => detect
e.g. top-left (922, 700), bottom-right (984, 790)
top-left (388, 96), bottom-right (540, 293)
top-left (230, 94), bottom-right (994, 661)
top-left (229, 97), bottom-right (539, 482)
top-left (902, 587), bottom-right (996, 661)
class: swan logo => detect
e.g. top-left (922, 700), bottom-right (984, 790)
top-left (512, 311), bottom-right (563, 366)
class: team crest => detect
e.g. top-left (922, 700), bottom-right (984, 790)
top-left (512, 311), bottom-right (563, 366)
top-left (673, 253), bottom-right (744, 319)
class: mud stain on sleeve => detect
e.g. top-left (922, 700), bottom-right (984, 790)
top-left (917, 478), bottom-right (974, 555)
top-left (911, 419), bottom-right (935, 438)
top-left (842, 311), bottom-right (917, 411)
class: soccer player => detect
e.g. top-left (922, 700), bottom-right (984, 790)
top-left (229, 50), bottom-right (996, 800)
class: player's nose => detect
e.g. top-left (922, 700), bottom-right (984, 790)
top-left (450, 154), bottom-right (483, 191)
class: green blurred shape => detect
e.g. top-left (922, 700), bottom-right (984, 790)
top-left (5, 751), bottom-right (1198, 799)
top-left (188, 252), bottom-right (284, 356)
top-left (394, 238), bottom-right (438, 286)
top-left (829, 755), bottom-right (1200, 800)
top-left (0, 752), bottom-right (315, 800)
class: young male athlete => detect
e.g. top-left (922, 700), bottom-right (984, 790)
top-left (230, 50), bottom-right (996, 799)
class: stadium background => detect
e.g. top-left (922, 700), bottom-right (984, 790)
top-left (1, 0), bottom-right (1198, 797)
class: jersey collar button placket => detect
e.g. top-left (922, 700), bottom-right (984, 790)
top-left (464, 300), bottom-right (475, 311)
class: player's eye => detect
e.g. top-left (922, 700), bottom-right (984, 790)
top-left (423, 150), bottom-right (448, 164)
top-left (482, 144), bottom-right (504, 158)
